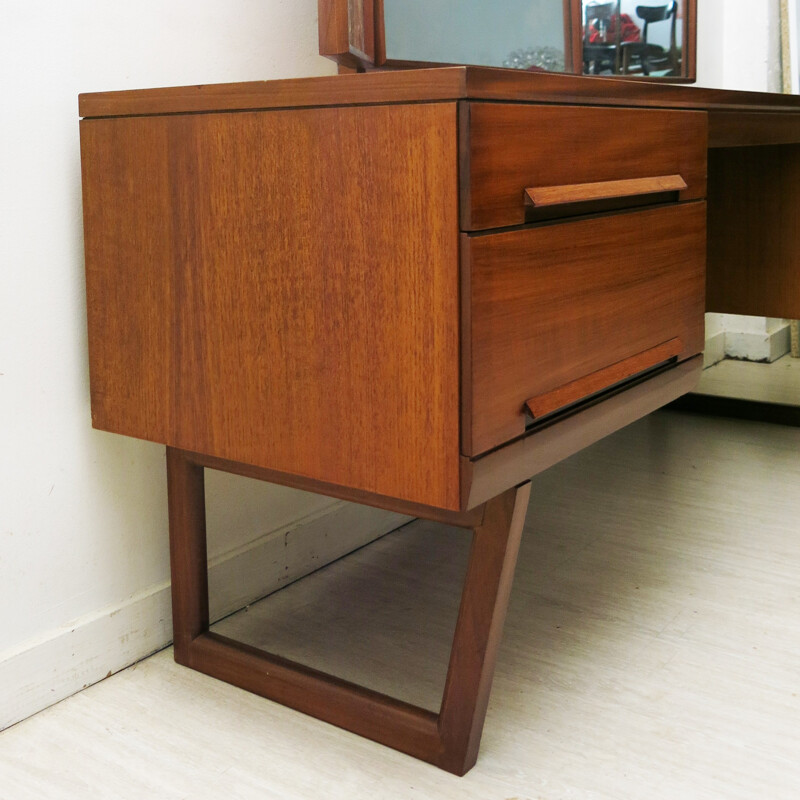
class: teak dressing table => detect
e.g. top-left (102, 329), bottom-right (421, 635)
top-left (79, 65), bottom-right (800, 774)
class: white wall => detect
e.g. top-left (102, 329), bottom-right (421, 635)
top-left (792, 0), bottom-right (800, 92)
top-left (696, 0), bottom-right (781, 90)
top-left (0, 2), bottom-right (409, 730)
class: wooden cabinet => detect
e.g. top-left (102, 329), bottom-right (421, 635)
top-left (84, 67), bottom-right (770, 775)
top-left (81, 77), bottom-right (707, 513)
top-left (82, 102), bottom-right (463, 511)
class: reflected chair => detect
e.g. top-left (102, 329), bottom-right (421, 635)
top-left (583, 1), bottom-right (622, 75)
top-left (621, 2), bottom-right (680, 76)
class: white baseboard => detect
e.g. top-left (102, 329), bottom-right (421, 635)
top-left (705, 324), bottom-right (792, 367)
top-left (0, 502), bottom-right (409, 731)
top-left (703, 331), bottom-right (726, 368)
top-left (724, 325), bottom-right (791, 363)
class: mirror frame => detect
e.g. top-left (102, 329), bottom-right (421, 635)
top-left (319, 0), bottom-right (696, 81)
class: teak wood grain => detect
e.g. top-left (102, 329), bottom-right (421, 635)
top-left (317, 0), bottom-right (381, 66)
top-left (81, 103), bottom-right (462, 510)
top-left (318, 0), bottom-right (349, 57)
top-left (524, 338), bottom-right (684, 420)
top-left (460, 68), bottom-right (800, 115)
top-left (78, 66), bottom-right (800, 122)
top-left (462, 103), bottom-right (707, 230)
top-left (167, 446), bottom-right (530, 775)
top-left (166, 450), bottom-right (209, 659)
top-left (347, 0), bottom-right (371, 61)
top-left (436, 483), bottom-right (531, 773)
top-left (707, 144), bottom-right (800, 319)
top-left (708, 111), bottom-right (800, 148)
top-left (184, 448), bottom-right (485, 528)
top-left (467, 357), bottom-right (702, 509)
top-left (463, 203), bottom-right (706, 456)
top-left (525, 175), bottom-right (687, 208)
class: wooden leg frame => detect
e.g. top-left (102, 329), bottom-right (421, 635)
top-left (167, 447), bottom-right (531, 776)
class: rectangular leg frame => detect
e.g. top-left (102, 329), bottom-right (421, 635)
top-left (166, 447), bottom-right (530, 775)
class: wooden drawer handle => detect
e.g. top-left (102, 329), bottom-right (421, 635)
top-left (525, 175), bottom-right (688, 208)
top-left (525, 338), bottom-right (684, 420)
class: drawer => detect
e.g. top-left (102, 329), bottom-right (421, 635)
top-left (462, 202), bottom-right (706, 457)
top-left (461, 103), bottom-right (707, 230)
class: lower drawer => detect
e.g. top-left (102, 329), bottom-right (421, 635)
top-left (462, 202), bottom-right (706, 456)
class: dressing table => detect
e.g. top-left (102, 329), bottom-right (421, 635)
top-left (79, 3), bottom-right (800, 776)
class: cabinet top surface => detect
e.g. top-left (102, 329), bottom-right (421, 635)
top-left (79, 66), bottom-right (800, 119)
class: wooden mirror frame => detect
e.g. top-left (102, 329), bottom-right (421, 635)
top-left (319, 0), bottom-right (696, 80)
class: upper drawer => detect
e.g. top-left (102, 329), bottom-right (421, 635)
top-left (460, 103), bottom-right (708, 231)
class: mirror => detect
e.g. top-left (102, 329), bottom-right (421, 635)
top-left (383, 0), bottom-right (567, 72)
top-left (319, 0), bottom-right (695, 81)
top-left (579, 1), bottom-right (693, 78)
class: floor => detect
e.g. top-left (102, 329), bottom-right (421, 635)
top-left (2, 409), bottom-right (800, 799)
top-left (696, 353), bottom-right (800, 406)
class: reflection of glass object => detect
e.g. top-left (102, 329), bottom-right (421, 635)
top-left (504, 47), bottom-right (565, 72)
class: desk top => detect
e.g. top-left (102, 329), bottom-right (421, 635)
top-left (80, 65), bottom-right (800, 118)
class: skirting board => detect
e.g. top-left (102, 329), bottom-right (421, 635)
top-left (704, 324), bottom-right (791, 367)
top-left (724, 325), bottom-right (791, 363)
top-left (0, 502), bottom-right (410, 731)
top-left (703, 331), bottom-right (726, 368)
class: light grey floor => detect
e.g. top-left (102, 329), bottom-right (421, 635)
top-left (2, 410), bottom-right (800, 799)
top-left (697, 353), bottom-right (800, 405)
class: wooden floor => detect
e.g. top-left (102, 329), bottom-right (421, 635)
top-left (2, 410), bottom-right (800, 799)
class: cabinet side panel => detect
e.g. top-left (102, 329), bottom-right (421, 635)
top-left (81, 118), bottom-right (174, 446)
top-left (81, 103), bottom-right (461, 509)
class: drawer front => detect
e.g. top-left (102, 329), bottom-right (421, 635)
top-left (463, 202), bottom-right (706, 456)
top-left (462, 103), bottom-right (707, 230)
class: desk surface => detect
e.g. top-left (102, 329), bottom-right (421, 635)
top-left (80, 65), bottom-right (800, 119)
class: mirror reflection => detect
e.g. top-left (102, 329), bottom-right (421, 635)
top-left (383, 0), bottom-right (566, 72)
top-left (582, 1), bottom-right (684, 76)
